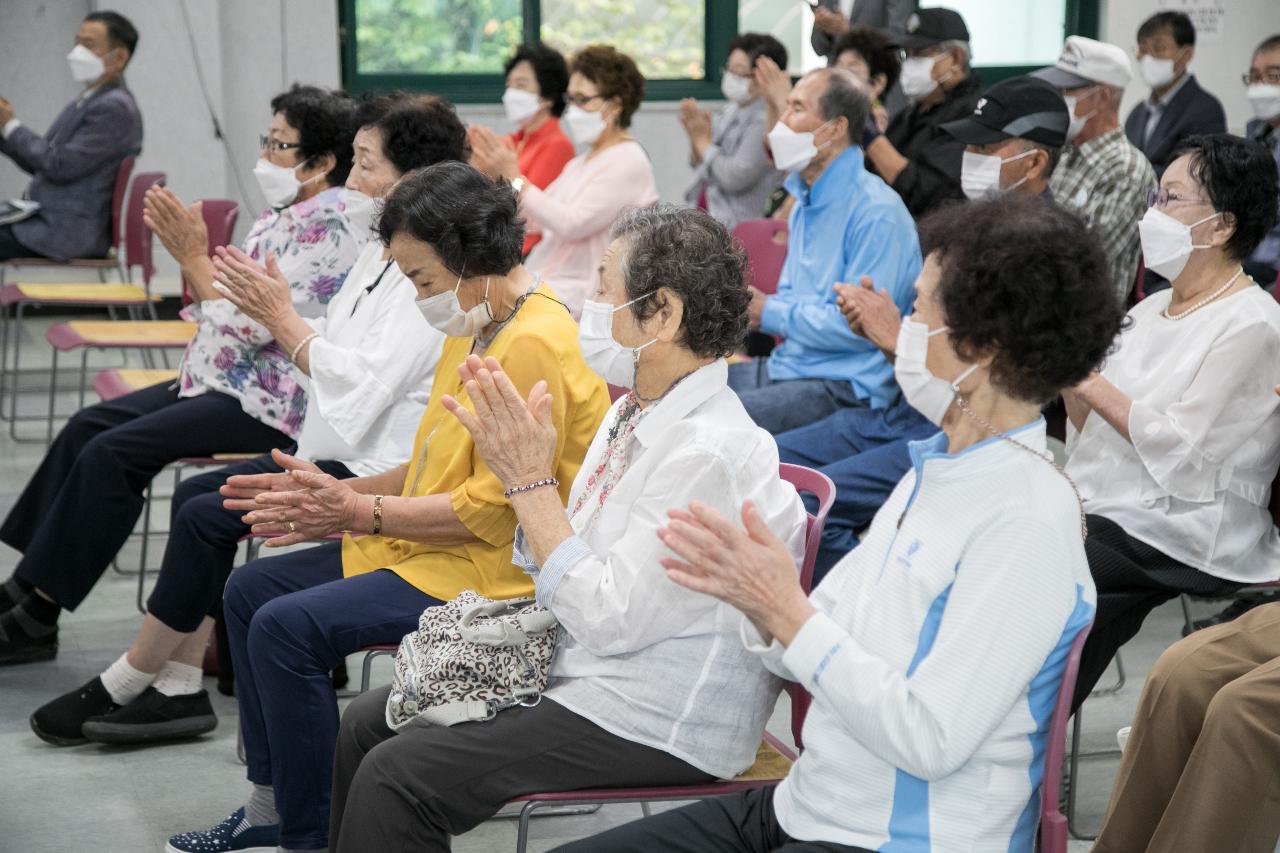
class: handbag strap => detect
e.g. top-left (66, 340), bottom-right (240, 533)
top-left (456, 598), bottom-right (558, 646)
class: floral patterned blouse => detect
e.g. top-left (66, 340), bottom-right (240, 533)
top-left (177, 185), bottom-right (366, 437)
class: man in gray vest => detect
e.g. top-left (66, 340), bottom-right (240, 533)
top-left (0, 10), bottom-right (143, 261)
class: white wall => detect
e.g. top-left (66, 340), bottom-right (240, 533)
top-left (6, 0), bottom-right (1277, 295)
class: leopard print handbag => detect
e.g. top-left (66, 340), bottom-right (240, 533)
top-left (384, 589), bottom-right (560, 730)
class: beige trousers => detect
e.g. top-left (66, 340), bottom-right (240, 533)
top-left (1093, 602), bottom-right (1280, 853)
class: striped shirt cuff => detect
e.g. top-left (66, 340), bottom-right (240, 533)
top-left (781, 611), bottom-right (848, 689)
top-left (511, 526), bottom-right (539, 577)
top-left (534, 534), bottom-right (594, 608)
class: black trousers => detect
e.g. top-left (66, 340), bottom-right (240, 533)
top-left (0, 381), bottom-right (289, 609)
top-left (552, 786), bottom-right (874, 853)
top-left (0, 223), bottom-right (38, 259)
top-left (144, 453), bottom-right (353, 632)
top-left (330, 685), bottom-right (715, 853)
top-left (1073, 514), bottom-right (1242, 710)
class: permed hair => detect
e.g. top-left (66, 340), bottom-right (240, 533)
top-left (1172, 134), bottom-right (1280, 262)
top-left (570, 45), bottom-right (646, 128)
top-left (269, 84), bottom-right (357, 187)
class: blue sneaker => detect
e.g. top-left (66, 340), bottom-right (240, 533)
top-left (165, 808), bottom-right (278, 852)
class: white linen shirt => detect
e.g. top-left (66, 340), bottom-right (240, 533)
top-left (1066, 286), bottom-right (1280, 581)
top-left (517, 359), bottom-right (807, 779)
top-left (746, 422), bottom-right (1096, 852)
top-left (294, 240), bottom-right (444, 476)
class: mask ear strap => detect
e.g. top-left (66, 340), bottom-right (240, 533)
top-left (950, 363), bottom-right (980, 393)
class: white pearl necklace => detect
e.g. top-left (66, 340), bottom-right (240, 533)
top-left (1161, 267), bottom-right (1246, 320)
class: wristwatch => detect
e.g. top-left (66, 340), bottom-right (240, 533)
top-left (510, 175), bottom-right (528, 195)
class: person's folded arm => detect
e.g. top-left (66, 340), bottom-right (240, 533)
top-left (780, 515), bottom-right (1083, 781)
top-left (706, 116), bottom-right (773, 194)
top-left (880, 135), bottom-right (965, 217)
top-left (3, 98), bottom-right (132, 183)
top-left (519, 148), bottom-right (654, 242)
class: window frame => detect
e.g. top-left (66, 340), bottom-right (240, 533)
top-left (336, 0), bottom-right (1099, 101)
top-left (338, 0), bottom-right (735, 102)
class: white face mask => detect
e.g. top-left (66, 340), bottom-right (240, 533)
top-left (1138, 206), bottom-right (1221, 282)
top-left (899, 56), bottom-right (939, 100)
top-left (416, 273), bottom-right (494, 337)
top-left (893, 318), bottom-right (979, 427)
top-left (564, 104), bottom-right (607, 145)
top-left (67, 44), bottom-right (106, 84)
top-left (339, 189), bottom-right (378, 235)
top-left (960, 147), bottom-right (1036, 200)
top-left (720, 72), bottom-right (753, 105)
top-left (767, 120), bottom-right (831, 173)
top-left (1139, 55), bottom-right (1177, 89)
top-left (253, 158), bottom-right (321, 209)
top-left (1247, 83), bottom-right (1280, 121)
top-left (578, 295), bottom-right (657, 388)
top-left (1063, 90), bottom-right (1097, 142)
top-left (502, 87), bottom-right (541, 126)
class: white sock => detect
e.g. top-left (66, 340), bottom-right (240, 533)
top-left (152, 660), bottom-right (204, 697)
top-left (245, 783), bottom-right (279, 826)
top-left (100, 652), bottom-right (156, 705)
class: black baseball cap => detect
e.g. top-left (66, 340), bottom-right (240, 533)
top-left (940, 76), bottom-right (1069, 148)
top-left (890, 8), bottom-right (970, 50)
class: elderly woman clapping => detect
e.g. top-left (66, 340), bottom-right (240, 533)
top-left (326, 205), bottom-right (808, 852)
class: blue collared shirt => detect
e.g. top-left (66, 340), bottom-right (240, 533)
top-left (760, 146), bottom-right (922, 409)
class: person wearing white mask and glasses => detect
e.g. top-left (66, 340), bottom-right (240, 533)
top-left (679, 34), bottom-right (787, 229)
top-left (1062, 134), bottom-right (1280, 711)
top-left (22, 94), bottom-right (460, 748)
top-left (862, 7), bottom-right (981, 218)
top-left (470, 44), bottom-right (657, 318)
top-left (730, 67), bottom-right (920, 436)
top-left (0, 85), bottom-right (363, 671)
top-left (1242, 34), bottom-right (1280, 290)
top-left (166, 161), bottom-right (609, 853)
top-left (327, 204), bottom-right (806, 852)
top-left (0, 10), bottom-right (142, 261)
top-left (469, 43), bottom-right (575, 258)
top-left (1125, 11), bottom-right (1226, 179)
top-left (1033, 35), bottom-right (1157, 304)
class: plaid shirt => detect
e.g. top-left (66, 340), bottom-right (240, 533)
top-left (1051, 127), bottom-right (1157, 303)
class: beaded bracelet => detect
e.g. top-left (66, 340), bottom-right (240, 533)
top-left (289, 332), bottom-right (319, 364)
top-left (371, 495), bottom-right (384, 535)
top-left (504, 477), bottom-right (558, 499)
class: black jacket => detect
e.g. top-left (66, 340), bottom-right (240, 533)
top-left (1124, 74), bottom-right (1226, 177)
top-left (879, 73), bottom-right (982, 219)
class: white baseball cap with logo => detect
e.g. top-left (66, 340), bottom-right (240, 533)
top-left (1031, 35), bottom-right (1133, 90)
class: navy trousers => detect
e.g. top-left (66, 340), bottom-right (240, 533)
top-left (223, 542), bottom-right (441, 850)
top-left (775, 397), bottom-right (937, 584)
top-left (727, 358), bottom-right (866, 435)
top-left (146, 454), bottom-right (353, 633)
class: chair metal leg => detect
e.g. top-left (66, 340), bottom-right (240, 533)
top-left (1066, 711), bottom-right (1094, 840)
top-left (136, 484), bottom-right (153, 614)
top-left (77, 348), bottom-right (88, 412)
top-left (640, 801), bottom-right (652, 817)
top-left (1090, 649), bottom-right (1126, 697)
top-left (515, 801), bottom-right (541, 853)
top-left (1180, 593), bottom-right (1196, 635)
top-left (42, 346), bottom-right (58, 445)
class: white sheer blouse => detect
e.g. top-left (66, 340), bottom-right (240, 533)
top-left (1066, 285), bottom-right (1280, 582)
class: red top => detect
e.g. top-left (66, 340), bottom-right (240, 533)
top-left (507, 116), bottom-right (576, 256)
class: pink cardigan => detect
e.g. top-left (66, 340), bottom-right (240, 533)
top-left (521, 140), bottom-right (659, 317)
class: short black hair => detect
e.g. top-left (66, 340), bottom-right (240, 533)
top-left (815, 68), bottom-right (870, 146)
top-left (1138, 11), bottom-right (1195, 47)
top-left (610, 205), bottom-right (750, 359)
top-left (1172, 134), bottom-right (1280, 262)
top-left (1256, 34), bottom-right (1280, 55)
top-left (829, 26), bottom-right (901, 92)
top-left (726, 33), bottom-right (788, 72)
top-left (354, 92), bottom-right (410, 130)
top-left (919, 195), bottom-right (1124, 404)
top-left (505, 43), bottom-right (571, 118)
top-left (84, 10), bottom-right (138, 59)
top-left (269, 84), bottom-right (358, 187)
top-left (571, 45), bottom-right (646, 129)
top-left (370, 96), bottom-right (469, 175)
top-left (377, 162), bottom-right (524, 277)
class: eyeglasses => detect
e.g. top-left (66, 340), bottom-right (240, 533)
top-left (259, 135), bottom-right (304, 154)
top-left (1146, 188), bottom-right (1212, 209)
top-left (562, 93), bottom-right (604, 109)
top-left (1243, 70), bottom-right (1280, 86)
top-left (722, 65), bottom-right (752, 78)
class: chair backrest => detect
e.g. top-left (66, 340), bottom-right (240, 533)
top-left (1038, 622), bottom-right (1092, 853)
top-left (110, 156), bottom-right (135, 252)
top-left (122, 171), bottom-right (166, 285)
top-left (732, 219), bottom-right (789, 296)
top-left (777, 462), bottom-right (836, 751)
top-left (181, 199), bottom-right (240, 306)
top-left (1131, 255), bottom-right (1147, 304)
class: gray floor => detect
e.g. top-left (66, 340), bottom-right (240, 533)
top-left (0, 311), bottom-right (1209, 853)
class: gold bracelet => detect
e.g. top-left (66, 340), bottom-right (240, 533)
top-left (371, 495), bottom-right (384, 535)
top-left (289, 332), bottom-right (319, 364)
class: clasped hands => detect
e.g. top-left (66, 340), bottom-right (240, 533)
top-left (223, 448), bottom-right (361, 548)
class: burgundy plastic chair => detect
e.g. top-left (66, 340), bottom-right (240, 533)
top-left (120, 171), bottom-right (167, 293)
top-left (732, 219), bottom-right (788, 296)
top-left (182, 199), bottom-right (240, 306)
top-left (1041, 623), bottom-right (1092, 853)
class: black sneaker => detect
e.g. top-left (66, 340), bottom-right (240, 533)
top-left (82, 687), bottom-right (218, 745)
top-left (0, 604), bottom-right (58, 666)
top-left (1189, 591), bottom-right (1280, 634)
top-left (30, 677), bottom-right (120, 746)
